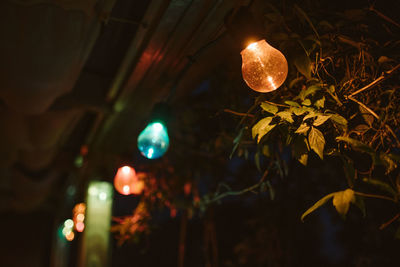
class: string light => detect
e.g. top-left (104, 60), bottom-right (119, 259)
top-left (241, 39), bottom-right (288, 92)
top-left (114, 166), bottom-right (144, 195)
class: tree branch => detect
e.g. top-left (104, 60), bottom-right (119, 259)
top-left (223, 109), bottom-right (255, 117)
top-left (349, 64), bottom-right (400, 97)
top-left (369, 6), bottom-right (400, 28)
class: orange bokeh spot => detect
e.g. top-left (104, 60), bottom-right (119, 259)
top-left (66, 231), bottom-right (75, 241)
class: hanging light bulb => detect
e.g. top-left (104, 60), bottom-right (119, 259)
top-left (241, 39), bottom-right (288, 93)
top-left (137, 121), bottom-right (169, 159)
top-left (114, 166), bottom-right (138, 195)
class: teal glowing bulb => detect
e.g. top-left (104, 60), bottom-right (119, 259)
top-left (137, 122), bottom-right (169, 159)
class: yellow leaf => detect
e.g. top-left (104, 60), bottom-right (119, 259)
top-left (332, 189), bottom-right (355, 217)
top-left (301, 192), bottom-right (336, 221)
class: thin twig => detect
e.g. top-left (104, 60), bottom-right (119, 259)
top-left (349, 64), bottom-right (400, 97)
top-left (354, 191), bottom-right (397, 203)
top-left (348, 96), bottom-right (400, 147)
top-left (348, 96), bottom-right (379, 119)
top-left (263, 100), bottom-right (290, 108)
top-left (223, 109), bottom-right (255, 117)
top-left (379, 213), bottom-right (400, 230)
top-left (369, 6), bottom-right (400, 28)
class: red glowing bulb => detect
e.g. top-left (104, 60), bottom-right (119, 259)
top-left (114, 166), bottom-right (137, 195)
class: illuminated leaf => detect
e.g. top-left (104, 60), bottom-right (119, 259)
top-left (303, 111), bottom-right (317, 121)
top-left (313, 115), bottom-right (331, 126)
top-left (309, 127), bottom-right (325, 159)
top-left (293, 136), bottom-right (309, 165)
top-left (379, 153), bottom-right (398, 174)
top-left (252, 117), bottom-right (276, 143)
top-left (330, 114), bottom-right (348, 128)
top-left (285, 100), bottom-right (301, 107)
top-left (277, 111), bottom-right (294, 123)
top-left (332, 189), bottom-right (355, 217)
top-left (303, 85), bottom-right (322, 99)
top-left (295, 123), bottom-right (310, 135)
top-left (299, 153), bottom-right (308, 166)
top-left (301, 192), bottom-right (336, 221)
top-left (261, 102), bottom-right (278, 114)
top-left (302, 99), bottom-right (311, 106)
top-left (292, 107), bottom-right (307, 116)
top-left (314, 96), bottom-right (325, 109)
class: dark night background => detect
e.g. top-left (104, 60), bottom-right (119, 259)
top-left (1, 0), bottom-right (400, 266)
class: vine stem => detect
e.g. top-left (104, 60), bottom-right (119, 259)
top-left (379, 213), bottom-right (400, 230)
top-left (207, 169), bottom-right (269, 205)
top-left (223, 109), bottom-right (255, 117)
top-left (354, 191), bottom-right (397, 203)
top-left (348, 64), bottom-right (400, 97)
top-left (208, 182), bottom-right (261, 204)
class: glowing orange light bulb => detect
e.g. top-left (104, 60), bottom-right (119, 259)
top-left (241, 39), bottom-right (288, 93)
top-left (114, 166), bottom-right (137, 195)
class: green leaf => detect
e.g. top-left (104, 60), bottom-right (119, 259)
top-left (252, 117), bottom-right (276, 143)
top-left (292, 107), bottom-right (307, 116)
top-left (313, 115), bottom-right (331, 126)
top-left (303, 85), bottom-right (322, 99)
top-left (301, 192), bottom-right (336, 221)
top-left (289, 77), bottom-right (304, 88)
top-left (277, 111), bottom-right (294, 123)
top-left (314, 96), bottom-right (325, 109)
top-left (353, 195), bottom-right (366, 217)
top-left (295, 123), bottom-right (310, 135)
top-left (353, 124), bottom-right (370, 134)
top-left (285, 100), bottom-right (301, 107)
top-left (359, 105), bottom-right (374, 126)
top-left (342, 156), bottom-right (355, 188)
top-left (303, 111), bottom-right (317, 121)
top-left (309, 127), bottom-right (325, 159)
top-left (293, 136), bottom-right (309, 165)
top-left (230, 127), bottom-right (245, 159)
top-left (362, 178), bottom-right (397, 197)
top-left (294, 52), bottom-right (312, 79)
top-left (299, 153), bottom-right (308, 166)
top-left (332, 189), bottom-right (355, 218)
top-left (261, 102), bottom-right (278, 114)
top-left (329, 114), bottom-right (348, 131)
top-left (336, 137), bottom-right (375, 154)
top-left (262, 145), bottom-right (271, 157)
top-left (379, 153), bottom-right (398, 174)
top-left (302, 99), bottom-right (311, 106)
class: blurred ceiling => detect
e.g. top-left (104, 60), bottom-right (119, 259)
top-left (0, 0), bottom-right (251, 213)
